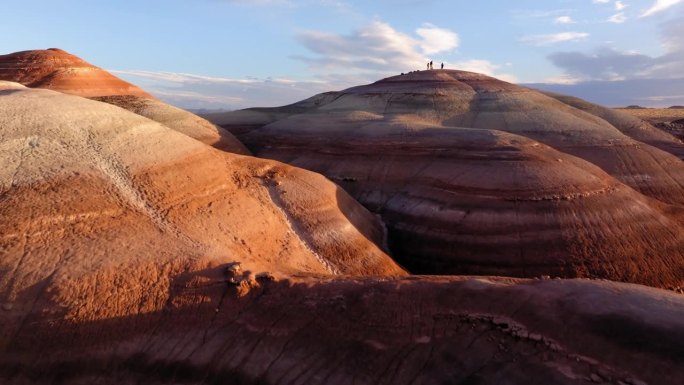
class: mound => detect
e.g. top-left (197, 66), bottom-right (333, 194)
top-left (212, 70), bottom-right (684, 207)
top-left (3, 273), bottom-right (683, 385)
top-left (207, 70), bottom-right (684, 287)
top-left (237, 114), bottom-right (684, 286)
top-left (92, 95), bottom-right (249, 154)
top-left (0, 82), bottom-right (405, 348)
top-left (618, 107), bottom-right (684, 142)
top-left (543, 91), bottom-right (684, 159)
top-left (0, 48), bottom-right (152, 98)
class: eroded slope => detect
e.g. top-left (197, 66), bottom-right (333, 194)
top-left (0, 82), bottom-right (404, 350)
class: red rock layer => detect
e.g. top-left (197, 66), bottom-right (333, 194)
top-left (0, 48), bottom-right (153, 98)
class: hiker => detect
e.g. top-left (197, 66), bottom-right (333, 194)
top-left (427, 62), bottom-right (430, 70)
top-left (430, 61), bottom-right (433, 70)
top-left (441, 62), bottom-right (444, 69)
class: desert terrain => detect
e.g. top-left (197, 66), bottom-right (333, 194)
top-left (617, 107), bottom-right (684, 141)
top-left (1, 49), bottom-right (683, 385)
top-left (209, 70), bottom-right (684, 287)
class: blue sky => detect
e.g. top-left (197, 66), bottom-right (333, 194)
top-left (1, 0), bottom-right (683, 108)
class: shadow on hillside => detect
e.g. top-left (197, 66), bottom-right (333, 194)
top-left (2, 265), bottom-right (684, 385)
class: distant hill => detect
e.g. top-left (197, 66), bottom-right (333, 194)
top-left (0, 48), bottom-right (152, 98)
top-left (526, 77), bottom-right (684, 108)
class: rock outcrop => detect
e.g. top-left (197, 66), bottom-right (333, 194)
top-left (658, 119), bottom-right (684, 141)
top-left (0, 48), bottom-right (152, 98)
top-left (208, 70), bottom-right (684, 287)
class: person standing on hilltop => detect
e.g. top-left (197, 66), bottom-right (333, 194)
top-left (441, 62), bottom-right (444, 69)
top-left (427, 62), bottom-right (430, 70)
top-left (430, 61), bottom-right (433, 69)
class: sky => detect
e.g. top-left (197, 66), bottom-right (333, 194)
top-left (1, 0), bottom-right (683, 109)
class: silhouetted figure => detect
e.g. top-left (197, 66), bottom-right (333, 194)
top-left (427, 62), bottom-right (430, 70)
top-left (430, 61), bottom-right (433, 70)
top-left (441, 62), bottom-right (444, 69)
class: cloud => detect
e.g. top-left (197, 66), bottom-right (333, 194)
top-left (216, 0), bottom-right (349, 6)
top-left (449, 60), bottom-right (518, 83)
top-left (592, 0), bottom-right (610, 4)
top-left (608, 12), bottom-right (627, 23)
top-left (548, 48), bottom-right (654, 80)
top-left (218, 0), bottom-right (293, 5)
top-left (295, 21), bottom-right (513, 81)
top-left (540, 74), bottom-right (583, 85)
top-left (641, 0), bottom-right (682, 17)
top-left (295, 21), bottom-right (423, 72)
top-left (527, 77), bottom-right (684, 107)
top-left (415, 24), bottom-right (459, 55)
top-left (520, 32), bottom-right (589, 46)
top-left (615, 1), bottom-right (627, 11)
top-left (553, 16), bottom-right (575, 24)
top-left (547, 16), bottom-right (684, 81)
top-left (111, 70), bottom-right (265, 84)
top-left (111, 69), bottom-right (343, 110)
top-left (295, 21), bottom-right (463, 73)
top-left (511, 9), bottom-right (572, 19)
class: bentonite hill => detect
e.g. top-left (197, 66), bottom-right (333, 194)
top-left (0, 49), bottom-right (248, 154)
top-left (1, 50), bottom-right (684, 385)
top-left (0, 48), bottom-right (153, 98)
top-left (208, 70), bottom-right (684, 288)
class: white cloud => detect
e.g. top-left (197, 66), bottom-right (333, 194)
top-left (297, 21), bottom-right (466, 73)
top-left (449, 60), bottom-right (518, 83)
top-left (222, 0), bottom-right (293, 5)
top-left (111, 70), bottom-right (262, 84)
top-left (295, 21), bottom-right (422, 72)
top-left (615, 1), bottom-right (628, 10)
top-left (296, 21), bottom-right (513, 82)
top-left (608, 12), bottom-right (627, 23)
top-left (592, 0), bottom-right (610, 4)
top-left (541, 74), bottom-right (582, 85)
top-left (639, 94), bottom-right (684, 101)
top-left (553, 16), bottom-right (575, 24)
top-left (641, 0), bottom-right (682, 17)
top-left (520, 32), bottom-right (590, 46)
top-left (416, 24), bottom-right (459, 55)
top-left (112, 69), bottom-right (341, 109)
top-left (548, 15), bottom-right (684, 82)
top-left (512, 9), bottom-right (572, 18)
